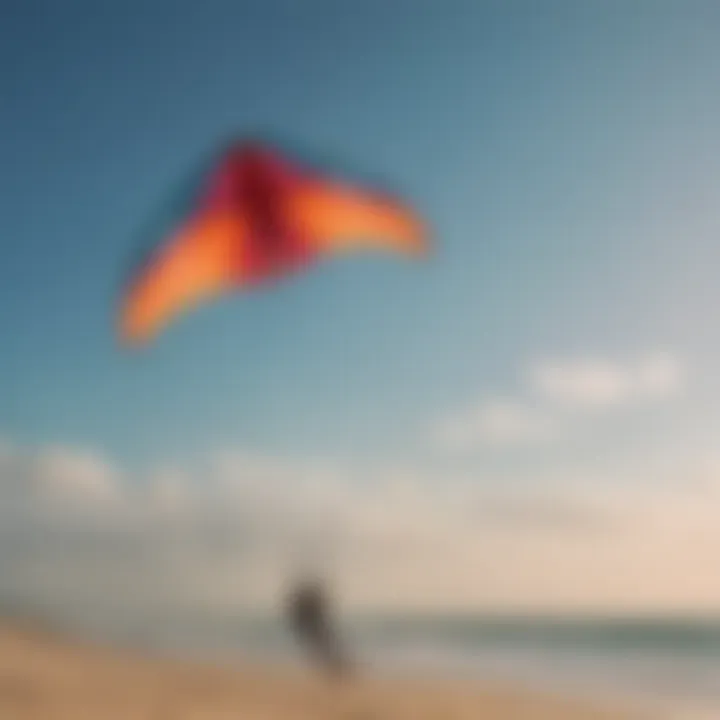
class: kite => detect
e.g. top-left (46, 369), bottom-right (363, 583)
top-left (118, 139), bottom-right (428, 345)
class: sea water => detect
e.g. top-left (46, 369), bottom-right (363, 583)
top-left (345, 616), bottom-right (720, 718)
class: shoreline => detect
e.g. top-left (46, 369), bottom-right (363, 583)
top-left (0, 621), bottom-right (648, 719)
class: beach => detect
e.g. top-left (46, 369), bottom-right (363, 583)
top-left (0, 622), bottom-right (642, 720)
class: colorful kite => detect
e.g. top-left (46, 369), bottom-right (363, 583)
top-left (118, 139), bottom-right (428, 345)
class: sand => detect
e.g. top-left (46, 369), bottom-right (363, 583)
top-left (0, 623), bottom-right (645, 719)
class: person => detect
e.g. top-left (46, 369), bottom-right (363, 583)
top-left (285, 575), bottom-right (349, 678)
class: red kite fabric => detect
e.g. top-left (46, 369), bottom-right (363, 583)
top-left (118, 140), bottom-right (428, 345)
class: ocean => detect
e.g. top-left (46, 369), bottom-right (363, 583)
top-left (347, 616), bottom-right (720, 718)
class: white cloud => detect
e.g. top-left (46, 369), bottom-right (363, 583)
top-left (433, 351), bottom-right (686, 454)
top-left (30, 446), bottom-right (120, 506)
top-left (434, 399), bottom-right (558, 452)
top-left (528, 352), bottom-right (685, 410)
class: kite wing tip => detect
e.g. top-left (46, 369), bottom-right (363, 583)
top-left (116, 311), bottom-right (152, 351)
top-left (406, 220), bottom-right (432, 258)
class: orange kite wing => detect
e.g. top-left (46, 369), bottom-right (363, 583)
top-left (117, 139), bottom-right (430, 346)
top-left (290, 179), bottom-right (429, 257)
top-left (118, 212), bottom-right (245, 346)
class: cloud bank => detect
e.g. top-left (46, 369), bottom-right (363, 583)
top-left (1, 434), bottom-right (719, 628)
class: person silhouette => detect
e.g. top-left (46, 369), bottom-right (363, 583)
top-left (285, 575), bottom-right (350, 678)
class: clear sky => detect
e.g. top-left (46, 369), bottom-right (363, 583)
top-left (2, 1), bottom-right (720, 613)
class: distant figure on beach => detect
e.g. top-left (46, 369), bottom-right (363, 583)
top-left (285, 576), bottom-right (350, 678)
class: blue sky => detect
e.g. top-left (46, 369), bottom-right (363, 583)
top-left (2, 0), bottom-right (720, 471)
top-left (4, 1), bottom-right (720, 613)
